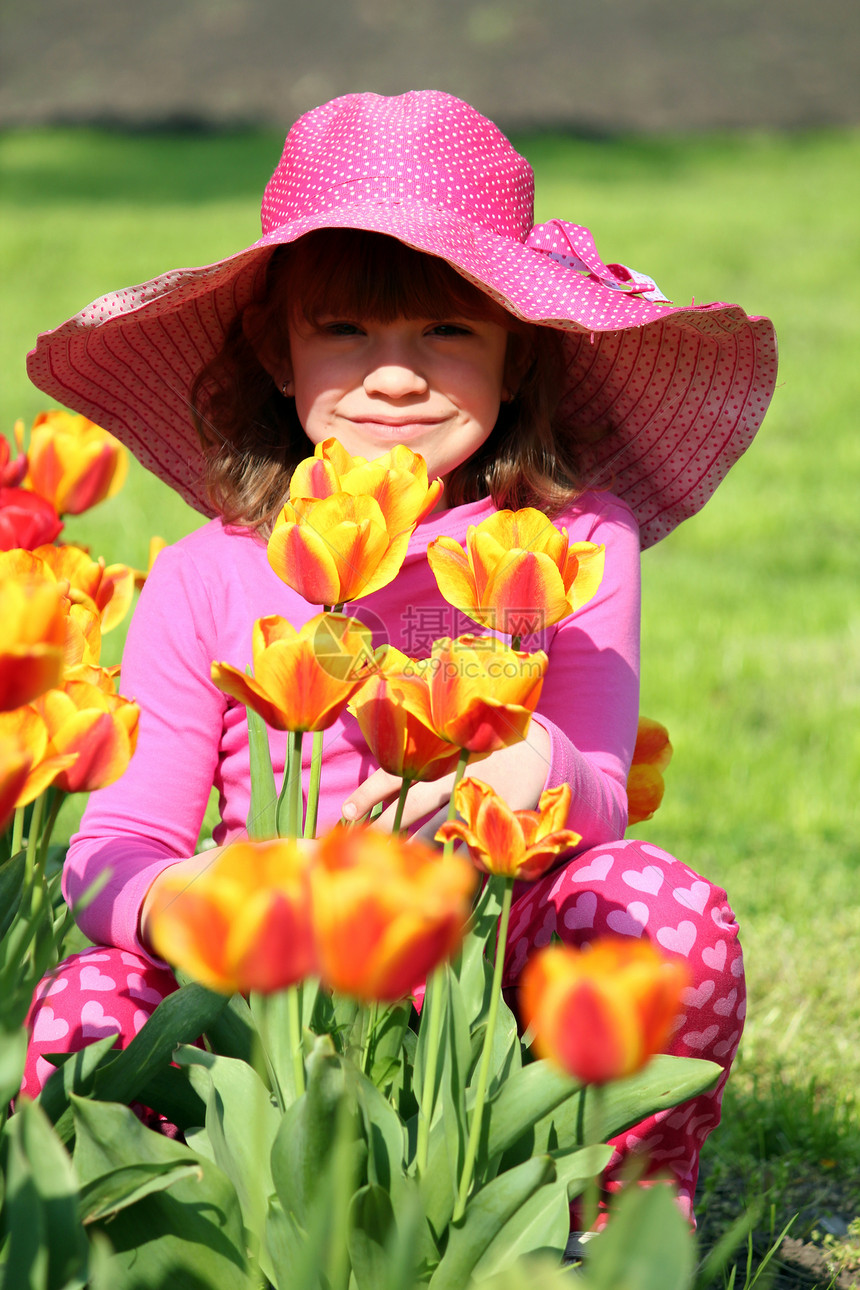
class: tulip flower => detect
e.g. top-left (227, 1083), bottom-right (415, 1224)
top-left (18, 543), bottom-right (135, 633)
top-left (268, 439), bottom-right (443, 605)
top-left (348, 662), bottom-right (463, 783)
top-left (428, 507), bottom-right (604, 638)
top-left (0, 707), bottom-right (78, 807)
top-left (435, 779), bottom-right (581, 881)
top-left (132, 535), bottom-right (167, 590)
top-left (0, 487), bottom-right (63, 550)
top-left (64, 603), bottom-right (102, 669)
top-left (1, 431), bottom-right (27, 488)
top-left (425, 635), bottom-right (547, 755)
top-left (33, 677), bottom-right (139, 793)
top-left (147, 839), bottom-right (317, 995)
top-left (212, 613), bottom-right (375, 733)
top-left (626, 718), bottom-right (673, 826)
top-left (21, 411), bottom-right (128, 516)
top-left (289, 438), bottom-right (443, 527)
top-left (520, 938), bottom-right (690, 1085)
top-left (0, 736), bottom-right (35, 830)
top-left (0, 574), bottom-right (67, 710)
top-left (310, 826), bottom-right (475, 1002)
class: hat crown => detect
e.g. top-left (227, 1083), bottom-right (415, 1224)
top-left (260, 90), bottom-right (535, 244)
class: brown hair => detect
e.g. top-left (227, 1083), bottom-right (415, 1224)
top-left (191, 229), bottom-right (590, 532)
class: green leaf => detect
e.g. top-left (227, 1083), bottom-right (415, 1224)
top-left (71, 1095), bottom-right (255, 1289)
top-left (202, 990), bottom-right (257, 1064)
top-left (39, 1034), bottom-right (120, 1140)
top-left (2, 1097), bottom-right (89, 1290)
top-left (270, 1034), bottom-right (347, 1228)
top-left (0, 850), bottom-right (25, 940)
top-left (428, 1154), bottom-right (556, 1290)
top-left (578, 1180), bottom-right (696, 1290)
top-left (347, 1183), bottom-right (395, 1290)
top-left (174, 1045), bottom-right (280, 1240)
top-left (246, 701), bottom-right (278, 839)
top-left (455, 877), bottom-right (503, 1029)
top-left (470, 1177), bottom-right (570, 1280)
top-left (0, 1024), bottom-right (27, 1109)
top-left (365, 998), bottom-right (412, 1094)
top-left (352, 1066), bottom-right (407, 1198)
top-left (78, 1161), bottom-right (201, 1224)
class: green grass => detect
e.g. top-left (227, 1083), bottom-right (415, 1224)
top-left (3, 124), bottom-right (860, 1286)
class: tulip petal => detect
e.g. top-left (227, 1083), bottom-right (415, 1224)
top-left (481, 551), bottom-right (572, 635)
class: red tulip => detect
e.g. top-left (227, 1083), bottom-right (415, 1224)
top-left (0, 488), bottom-right (63, 551)
top-left (520, 938), bottom-right (689, 1085)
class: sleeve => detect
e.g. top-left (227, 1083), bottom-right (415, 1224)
top-left (532, 496), bottom-right (641, 849)
top-left (62, 542), bottom-right (228, 954)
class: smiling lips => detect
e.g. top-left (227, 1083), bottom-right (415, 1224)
top-left (345, 416), bottom-right (445, 441)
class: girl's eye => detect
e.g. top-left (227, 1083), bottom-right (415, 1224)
top-left (428, 322), bottom-right (472, 337)
top-left (321, 321), bottom-right (364, 336)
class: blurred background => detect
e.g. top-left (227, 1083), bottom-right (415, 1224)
top-left (2, 3), bottom-right (860, 1283)
top-left (3, 0), bottom-right (859, 132)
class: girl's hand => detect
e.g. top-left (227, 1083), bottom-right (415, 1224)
top-left (341, 721), bottom-right (552, 842)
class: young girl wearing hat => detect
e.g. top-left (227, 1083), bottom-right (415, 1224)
top-left (23, 91), bottom-right (777, 1222)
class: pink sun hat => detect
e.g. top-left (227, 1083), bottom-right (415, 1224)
top-left (27, 90), bottom-right (777, 548)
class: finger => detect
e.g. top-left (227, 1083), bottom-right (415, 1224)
top-left (341, 767), bottom-right (404, 821)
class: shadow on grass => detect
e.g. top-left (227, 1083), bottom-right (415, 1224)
top-left (695, 1071), bottom-right (860, 1288)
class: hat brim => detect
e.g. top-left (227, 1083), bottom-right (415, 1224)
top-left (27, 199), bottom-right (777, 546)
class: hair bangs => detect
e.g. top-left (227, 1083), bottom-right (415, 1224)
top-left (276, 229), bottom-right (513, 327)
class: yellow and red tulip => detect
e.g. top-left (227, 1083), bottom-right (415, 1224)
top-left (626, 718), bottom-right (673, 827)
top-left (310, 826), bottom-right (475, 1002)
top-left (147, 839), bottom-right (317, 995)
top-left (427, 507), bottom-right (605, 637)
top-left (435, 779), bottom-right (581, 880)
top-left (268, 439), bottom-right (443, 605)
top-left (520, 938), bottom-right (689, 1085)
top-left (1, 431), bottom-right (28, 488)
top-left (20, 411), bottom-right (128, 516)
top-left (25, 543), bottom-right (136, 633)
top-left (348, 655), bottom-right (463, 782)
top-left (33, 677), bottom-right (139, 793)
top-left (425, 635), bottom-right (547, 754)
top-left (0, 573), bottom-right (67, 710)
top-left (0, 735), bottom-right (35, 829)
top-left (0, 706), bottom-right (78, 807)
top-left (212, 612), bottom-right (375, 732)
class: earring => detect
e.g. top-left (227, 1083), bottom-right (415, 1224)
top-left (281, 379), bottom-right (294, 397)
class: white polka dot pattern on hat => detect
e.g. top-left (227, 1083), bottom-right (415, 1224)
top-left (26, 90), bottom-right (778, 547)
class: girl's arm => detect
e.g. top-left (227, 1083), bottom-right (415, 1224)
top-left (63, 541), bottom-right (228, 955)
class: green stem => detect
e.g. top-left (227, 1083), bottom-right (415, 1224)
top-left (304, 729), bottom-right (324, 839)
top-left (414, 964), bottom-right (445, 1177)
top-left (511, 634), bottom-right (521, 651)
top-left (291, 730), bottom-right (305, 837)
top-left (36, 788), bottom-right (65, 872)
top-left (453, 875), bottom-right (514, 1221)
top-left (391, 777), bottom-right (413, 834)
top-left (582, 1083), bottom-right (607, 1232)
top-left (11, 806), bottom-right (25, 857)
top-left (24, 792), bottom-right (46, 882)
top-left (441, 748), bottom-right (471, 855)
top-left (363, 1000), bottom-right (379, 1076)
top-left (287, 984), bottom-right (306, 1097)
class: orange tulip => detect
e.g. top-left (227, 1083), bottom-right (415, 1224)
top-left (520, 938), bottom-right (690, 1085)
top-left (425, 635), bottom-right (547, 754)
top-left (33, 677), bottom-right (139, 793)
top-left (2, 430), bottom-right (28, 488)
top-left (212, 613), bottom-right (375, 732)
top-left (268, 439), bottom-right (443, 605)
top-left (0, 706), bottom-right (78, 807)
top-left (20, 543), bottom-right (135, 633)
top-left (428, 508), bottom-right (604, 637)
top-left (626, 718), bottom-right (673, 826)
top-left (0, 573), bottom-right (67, 710)
top-left (0, 735), bottom-right (35, 830)
top-left (435, 779), bottom-right (581, 880)
top-left (21, 411), bottom-right (128, 516)
top-left (348, 655), bottom-right (463, 782)
top-left (147, 839), bottom-right (317, 994)
top-left (310, 826), bottom-right (475, 1002)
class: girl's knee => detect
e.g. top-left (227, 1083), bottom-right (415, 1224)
top-left (22, 946), bottom-right (178, 1098)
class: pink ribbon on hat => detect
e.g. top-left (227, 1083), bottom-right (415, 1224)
top-left (526, 219), bottom-right (668, 302)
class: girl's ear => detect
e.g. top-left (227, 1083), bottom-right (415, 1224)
top-left (242, 303), bottom-right (292, 391)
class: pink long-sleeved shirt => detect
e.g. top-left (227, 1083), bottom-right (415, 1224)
top-left (64, 489), bottom-right (641, 954)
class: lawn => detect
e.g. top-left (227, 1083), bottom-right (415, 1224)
top-left (3, 124), bottom-right (860, 1286)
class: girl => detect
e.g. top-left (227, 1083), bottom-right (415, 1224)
top-left (23, 90), bottom-right (777, 1222)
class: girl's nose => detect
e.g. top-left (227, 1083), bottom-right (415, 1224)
top-left (363, 343), bottom-right (428, 399)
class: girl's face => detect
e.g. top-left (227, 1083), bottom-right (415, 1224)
top-left (284, 311), bottom-right (510, 493)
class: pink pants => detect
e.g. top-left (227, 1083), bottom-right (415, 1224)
top-left (22, 838), bottom-right (743, 1221)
